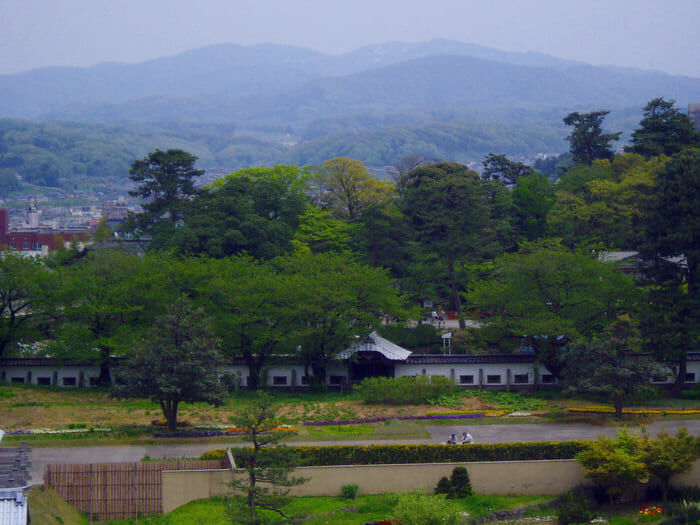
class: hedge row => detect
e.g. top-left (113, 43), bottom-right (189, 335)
top-left (201, 441), bottom-right (588, 465)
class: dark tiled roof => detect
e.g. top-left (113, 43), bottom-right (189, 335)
top-left (406, 354), bottom-right (537, 365)
top-left (0, 443), bottom-right (31, 489)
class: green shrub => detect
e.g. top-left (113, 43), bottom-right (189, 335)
top-left (556, 489), bottom-right (594, 525)
top-left (340, 484), bottom-right (359, 499)
top-left (392, 491), bottom-right (464, 525)
top-left (355, 376), bottom-right (454, 405)
top-left (435, 476), bottom-right (452, 496)
top-left (450, 466), bottom-right (472, 498)
top-left (210, 441), bottom-right (588, 465)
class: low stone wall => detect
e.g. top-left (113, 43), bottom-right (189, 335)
top-left (162, 458), bottom-right (700, 514)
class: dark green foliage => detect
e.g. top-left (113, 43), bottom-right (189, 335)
top-left (626, 98), bottom-right (699, 158)
top-left (227, 391), bottom-right (307, 525)
top-left (163, 166), bottom-right (307, 258)
top-left (400, 161), bottom-right (502, 320)
top-left (113, 296), bottom-right (225, 432)
top-left (556, 489), bottom-right (594, 525)
top-left (355, 376), bottom-right (454, 405)
top-left (482, 153), bottom-right (535, 185)
top-left (563, 318), bottom-right (661, 418)
top-left (563, 111), bottom-right (621, 165)
top-left (127, 148), bottom-right (204, 235)
top-left (435, 476), bottom-right (452, 496)
top-left (340, 484), bottom-right (359, 499)
top-left (219, 441), bottom-right (589, 466)
top-left (449, 466), bottom-right (472, 498)
top-left (641, 148), bottom-right (700, 395)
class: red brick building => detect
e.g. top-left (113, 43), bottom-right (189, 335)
top-left (0, 208), bottom-right (87, 253)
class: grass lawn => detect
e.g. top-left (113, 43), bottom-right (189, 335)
top-left (94, 493), bottom-right (554, 524)
top-left (1, 383), bottom-right (697, 446)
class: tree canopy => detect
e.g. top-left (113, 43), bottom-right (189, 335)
top-left (563, 111), bottom-right (621, 165)
top-left (626, 98), bottom-right (699, 158)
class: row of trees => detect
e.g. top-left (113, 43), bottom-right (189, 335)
top-left (1, 97), bottom-right (697, 424)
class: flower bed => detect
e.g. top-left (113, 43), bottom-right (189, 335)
top-left (639, 505), bottom-right (663, 517)
top-left (5, 427), bottom-right (111, 435)
top-left (304, 413), bottom-right (486, 426)
top-left (154, 424), bottom-right (298, 438)
top-left (568, 407), bottom-right (700, 415)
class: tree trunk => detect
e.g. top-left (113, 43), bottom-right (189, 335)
top-left (160, 399), bottom-right (179, 432)
top-left (671, 355), bottom-right (687, 397)
top-left (98, 348), bottom-right (111, 386)
top-left (614, 397), bottom-right (623, 419)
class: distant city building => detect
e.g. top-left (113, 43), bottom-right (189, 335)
top-left (690, 103), bottom-right (700, 130)
top-left (101, 199), bottom-right (129, 221)
top-left (0, 206), bottom-right (88, 255)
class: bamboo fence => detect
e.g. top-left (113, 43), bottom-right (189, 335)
top-left (44, 460), bottom-right (226, 520)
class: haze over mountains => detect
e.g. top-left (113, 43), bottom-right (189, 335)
top-left (1, 39), bottom-right (699, 196)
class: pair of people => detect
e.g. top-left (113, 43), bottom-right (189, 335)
top-left (447, 432), bottom-right (473, 445)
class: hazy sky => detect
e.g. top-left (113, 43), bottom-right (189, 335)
top-left (2, 0), bottom-right (699, 78)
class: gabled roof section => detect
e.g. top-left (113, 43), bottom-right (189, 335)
top-left (337, 331), bottom-right (412, 361)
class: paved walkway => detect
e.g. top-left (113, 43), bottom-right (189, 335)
top-left (26, 420), bottom-right (698, 485)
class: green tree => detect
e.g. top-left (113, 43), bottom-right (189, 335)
top-left (50, 252), bottom-right (177, 384)
top-left (200, 257), bottom-right (298, 389)
top-left (626, 98), bottom-right (699, 158)
top-left (482, 153), bottom-right (535, 185)
top-left (313, 157), bottom-right (393, 220)
top-left (401, 162), bottom-right (497, 325)
top-left (563, 111), bottom-right (621, 165)
top-left (468, 240), bottom-right (638, 379)
top-left (227, 392), bottom-right (307, 525)
top-left (164, 169), bottom-right (306, 259)
top-left (510, 172), bottom-right (554, 241)
top-left (275, 252), bottom-right (404, 385)
top-left (292, 205), bottom-right (354, 254)
top-left (577, 429), bottom-right (647, 504)
top-left (127, 148), bottom-right (204, 235)
top-left (641, 148), bottom-right (700, 394)
top-left (563, 317), bottom-right (661, 418)
top-left (641, 428), bottom-right (699, 506)
top-left (0, 254), bottom-right (52, 357)
top-left (113, 296), bottom-right (225, 432)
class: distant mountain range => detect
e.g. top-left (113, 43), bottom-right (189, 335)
top-left (1, 40), bottom-right (698, 197)
top-left (2, 39), bottom-right (698, 123)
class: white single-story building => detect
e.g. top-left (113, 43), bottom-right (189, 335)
top-left (1, 332), bottom-right (698, 390)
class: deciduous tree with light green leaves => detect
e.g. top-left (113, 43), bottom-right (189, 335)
top-left (468, 240), bottom-right (638, 379)
top-left (313, 157), bottom-right (393, 220)
top-left (577, 429), bottom-right (647, 504)
top-left (641, 428), bottom-right (699, 506)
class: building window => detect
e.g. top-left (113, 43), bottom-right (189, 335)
top-left (459, 375), bottom-right (474, 384)
top-left (11, 377), bottom-right (25, 384)
top-left (272, 376), bottom-right (288, 386)
top-left (10, 243), bottom-right (16, 249)
top-left (652, 375), bottom-right (668, 383)
top-left (541, 374), bottom-right (555, 384)
top-left (301, 375), bottom-right (309, 385)
top-left (486, 374), bottom-right (501, 384)
top-left (22, 242), bottom-right (29, 250)
top-left (37, 377), bottom-right (51, 386)
top-left (685, 373), bottom-right (696, 383)
top-left (513, 374), bottom-right (529, 384)
top-left (329, 375), bottom-right (345, 385)
top-left (89, 377), bottom-right (99, 386)
top-left (63, 377), bottom-right (77, 386)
